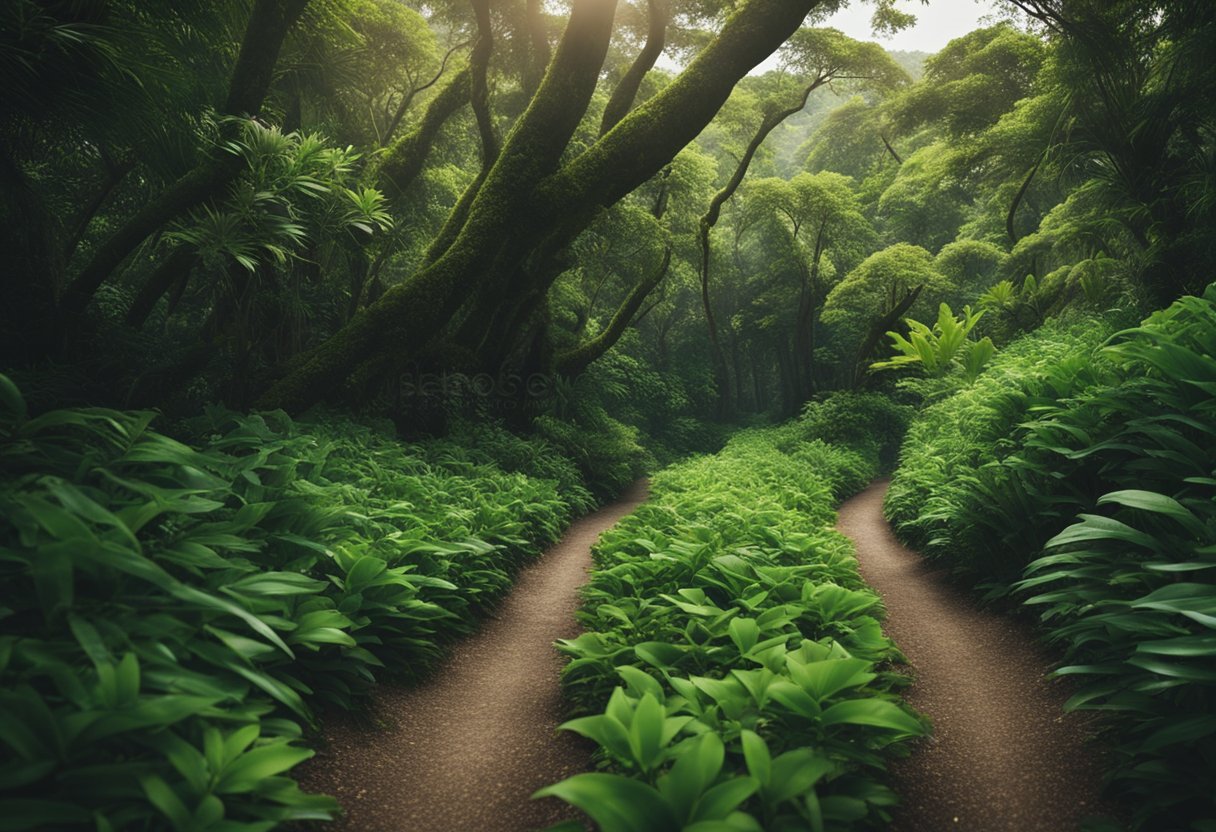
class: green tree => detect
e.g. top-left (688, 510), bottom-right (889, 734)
top-left (821, 242), bottom-right (952, 385)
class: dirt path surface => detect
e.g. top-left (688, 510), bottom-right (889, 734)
top-left (299, 480), bottom-right (648, 832)
top-left (836, 480), bottom-right (1108, 832)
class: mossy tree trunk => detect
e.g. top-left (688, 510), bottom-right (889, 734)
top-left (258, 0), bottom-right (826, 413)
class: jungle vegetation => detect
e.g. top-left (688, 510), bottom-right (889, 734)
top-left (1, 0), bottom-right (1214, 829)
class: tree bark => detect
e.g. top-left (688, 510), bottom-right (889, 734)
top-left (599, 0), bottom-right (669, 135)
top-left (378, 68), bottom-right (472, 198)
top-left (257, 0), bottom-right (826, 412)
top-left (880, 133), bottom-right (903, 164)
top-left (852, 284), bottom-right (923, 387)
top-left (125, 246), bottom-right (198, 328)
top-left (64, 155), bottom-right (135, 264)
top-left (257, 0), bottom-right (621, 411)
top-left (469, 0), bottom-right (500, 165)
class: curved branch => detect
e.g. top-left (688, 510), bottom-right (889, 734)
top-left (1006, 151), bottom-right (1044, 244)
top-left (257, 0), bottom-right (620, 412)
top-left (59, 0), bottom-right (311, 319)
top-left (854, 283), bottom-right (923, 387)
top-left (556, 245), bottom-right (671, 376)
top-left (378, 68), bottom-right (472, 198)
top-left (382, 37), bottom-right (471, 147)
top-left (599, 0), bottom-right (669, 136)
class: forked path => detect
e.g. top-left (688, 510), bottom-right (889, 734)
top-left (837, 481), bottom-right (1108, 832)
top-left (299, 480), bottom-right (649, 831)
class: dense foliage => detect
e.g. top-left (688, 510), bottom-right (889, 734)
top-left (886, 289), bottom-right (1216, 829)
top-left (2, 0), bottom-right (1215, 828)
top-left (0, 376), bottom-right (601, 830)
top-left (541, 398), bottom-right (923, 831)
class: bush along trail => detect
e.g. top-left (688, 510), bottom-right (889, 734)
top-left (0, 379), bottom-right (624, 830)
top-left (538, 397), bottom-right (929, 832)
top-left (884, 286), bottom-right (1216, 832)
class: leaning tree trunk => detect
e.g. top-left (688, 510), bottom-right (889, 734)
top-left (555, 246), bottom-right (671, 377)
top-left (852, 284), bottom-right (924, 388)
top-left (258, 0), bottom-right (826, 413)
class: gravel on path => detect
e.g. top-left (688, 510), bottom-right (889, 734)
top-left (836, 480), bottom-right (1109, 832)
top-left (298, 480), bottom-right (649, 832)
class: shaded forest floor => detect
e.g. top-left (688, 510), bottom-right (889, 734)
top-left (838, 481), bottom-right (1110, 832)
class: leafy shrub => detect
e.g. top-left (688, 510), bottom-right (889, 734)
top-left (540, 426), bottom-right (925, 831)
top-left (1009, 290), bottom-right (1216, 830)
top-left (884, 315), bottom-right (1114, 580)
top-left (0, 381), bottom-right (592, 831)
top-left (795, 392), bottom-right (913, 474)
top-left (535, 410), bottom-right (648, 501)
top-left (887, 286), bottom-right (1216, 829)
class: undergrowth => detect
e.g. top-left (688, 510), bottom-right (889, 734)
top-left (0, 382), bottom-right (598, 830)
top-left (886, 287), bottom-right (1216, 830)
top-left (539, 399), bottom-right (925, 832)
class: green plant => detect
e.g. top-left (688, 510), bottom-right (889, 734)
top-left (871, 303), bottom-right (996, 383)
top-left (541, 423), bottom-right (924, 830)
top-left (0, 378), bottom-right (597, 830)
top-left (884, 315), bottom-right (1114, 579)
top-left (887, 285), bottom-right (1216, 829)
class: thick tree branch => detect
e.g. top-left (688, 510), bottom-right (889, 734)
top-left (382, 37), bottom-right (471, 147)
top-left (64, 155), bottom-right (135, 263)
top-left (469, 0), bottom-right (500, 164)
top-left (125, 246), bottom-right (197, 328)
top-left (551, 0), bottom-right (824, 210)
top-left (599, 0), bottom-right (669, 136)
top-left (378, 68), bottom-right (472, 197)
top-left (854, 283), bottom-right (923, 387)
top-left (257, 0), bottom-right (620, 411)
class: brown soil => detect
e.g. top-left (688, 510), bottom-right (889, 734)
top-left (836, 480), bottom-right (1110, 832)
top-left (298, 480), bottom-right (648, 832)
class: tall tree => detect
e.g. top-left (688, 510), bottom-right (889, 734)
top-left (257, 0), bottom-right (838, 412)
top-left (698, 28), bottom-right (906, 414)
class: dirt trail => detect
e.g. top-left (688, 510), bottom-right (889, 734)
top-left (836, 480), bottom-right (1108, 832)
top-left (299, 480), bottom-right (648, 832)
